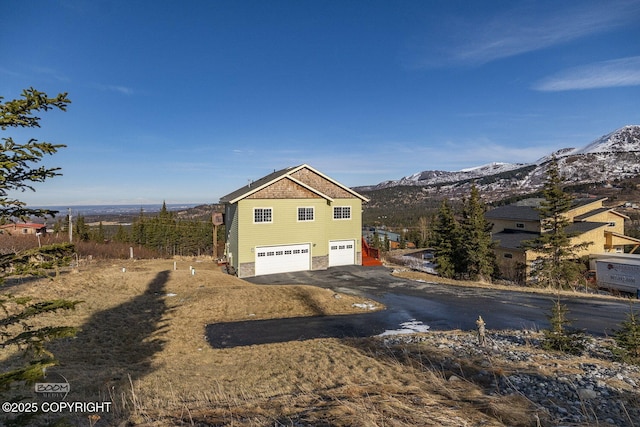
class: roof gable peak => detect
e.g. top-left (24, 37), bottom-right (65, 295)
top-left (220, 164), bottom-right (369, 204)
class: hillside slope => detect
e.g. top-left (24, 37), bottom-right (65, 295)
top-left (358, 126), bottom-right (640, 215)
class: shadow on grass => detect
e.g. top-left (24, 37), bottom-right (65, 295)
top-left (48, 271), bottom-right (171, 410)
top-left (1, 270), bottom-right (172, 425)
top-left (206, 312), bottom-right (388, 348)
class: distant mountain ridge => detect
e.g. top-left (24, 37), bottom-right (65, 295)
top-left (356, 125), bottom-right (640, 204)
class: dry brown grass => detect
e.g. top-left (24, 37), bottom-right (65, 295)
top-left (2, 259), bottom-right (547, 426)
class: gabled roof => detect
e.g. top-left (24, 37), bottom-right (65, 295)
top-left (219, 164), bottom-right (369, 204)
top-left (485, 205), bottom-right (540, 221)
top-left (492, 230), bottom-right (539, 250)
top-left (0, 222), bottom-right (46, 229)
top-left (573, 207), bottom-right (611, 221)
top-left (565, 222), bottom-right (609, 234)
top-left (492, 223), bottom-right (609, 250)
top-left (570, 197), bottom-right (608, 210)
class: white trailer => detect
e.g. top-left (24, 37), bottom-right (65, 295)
top-left (589, 253), bottom-right (640, 297)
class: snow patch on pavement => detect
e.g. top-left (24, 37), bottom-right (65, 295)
top-left (378, 319), bottom-right (430, 336)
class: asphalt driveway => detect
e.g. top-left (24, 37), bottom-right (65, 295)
top-left (206, 266), bottom-right (634, 348)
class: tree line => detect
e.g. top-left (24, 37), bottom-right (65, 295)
top-left (50, 203), bottom-right (223, 257)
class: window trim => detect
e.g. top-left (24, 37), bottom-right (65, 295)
top-left (333, 206), bottom-right (352, 220)
top-left (297, 206), bottom-right (315, 222)
top-left (253, 207), bottom-right (273, 224)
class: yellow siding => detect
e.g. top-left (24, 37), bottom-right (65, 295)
top-left (236, 198), bottom-right (362, 264)
top-left (571, 227), bottom-right (605, 256)
top-left (566, 199), bottom-right (604, 220)
top-left (605, 212), bottom-right (626, 235)
top-left (491, 218), bottom-right (539, 233)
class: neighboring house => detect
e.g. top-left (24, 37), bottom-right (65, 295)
top-left (486, 198), bottom-right (640, 282)
top-left (220, 164), bottom-right (370, 278)
top-left (0, 223), bottom-right (47, 236)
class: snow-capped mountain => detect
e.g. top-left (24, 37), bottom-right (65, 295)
top-left (357, 125), bottom-right (640, 203)
top-left (570, 125), bottom-right (640, 155)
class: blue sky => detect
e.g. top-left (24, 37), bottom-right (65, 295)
top-left (2, 0), bottom-right (640, 206)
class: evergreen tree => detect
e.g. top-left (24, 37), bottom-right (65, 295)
top-left (431, 199), bottom-right (460, 278)
top-left (1, 88), bottom-right (69, 219)
top-left (74, 214), bottom-right (90, 241)
top-left (114, 224), bottom-right (129, 243)
top-left (92, 221), bottom-right (106, 243)
top-left (459, 184), bottom-right (495, 281)
top-left (1, 88), bottom-right (80, 425)
top-left (613, 306), bottom-right (640, 364)
top-left (132, 208), bottom-right (146, 245)
top-left (542, 297), bottom-right (587, 355)
top-left (524, 158), bottom-right (592, 289)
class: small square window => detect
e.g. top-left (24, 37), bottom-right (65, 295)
top-left (516, 223), bottom-right (525, 229)
top-left (254, 208), bottom-right (273, 223)
top-left (297, 207), bottom-right (314, 221)
top-left (333, 206), bottom-right (351, 220)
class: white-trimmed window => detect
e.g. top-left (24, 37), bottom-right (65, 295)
top-left (297, 207), bottom-right (314, 222)
top-left (254, 208), bottom-right (273, 223)
top-left (333, 206), bottom-right (351, 220)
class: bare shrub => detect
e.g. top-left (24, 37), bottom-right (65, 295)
top-left (0, 234), bottom-right (165, 260)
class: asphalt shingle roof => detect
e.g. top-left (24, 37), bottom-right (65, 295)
top-left (219, 166), bottom-right (298, 203)
top-left (492, 230), bottom-right (539, 249)
top-left (485, 205), bottom-right (540, 221)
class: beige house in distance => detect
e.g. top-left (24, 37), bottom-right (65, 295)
top-left (486, 197), bottom-right (640, 282)
top-left (220, 164), bottom-right (369, 278)
top-left (0, 222), bottom-right (47, 235)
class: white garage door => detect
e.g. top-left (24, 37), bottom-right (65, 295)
top-left (329, 240), bottom-right (355, 267)
top-left (255, 244), bottom-right (310, 276)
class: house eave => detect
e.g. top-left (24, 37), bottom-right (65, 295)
top-left (222, 163), bottom-right (369, 204)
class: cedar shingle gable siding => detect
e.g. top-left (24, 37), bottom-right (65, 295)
top-left (290, 168), bottom-right (355, 199)
top-left (246, 178), bottom-right (322, 199)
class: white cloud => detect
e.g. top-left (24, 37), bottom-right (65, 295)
top-left (0, 67), bottom-right (23, 78)
top-left (92, 83), bottom-right (134, 95)
top-left (413, 1), bottom-right (640, 67)
top-left (534, 56), bottom-right (640, 91)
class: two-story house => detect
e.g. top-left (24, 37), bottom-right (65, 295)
top-left (220, 164), bottom-right (369, 278)
top-left (486, 198), bottom-right (640, 282)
